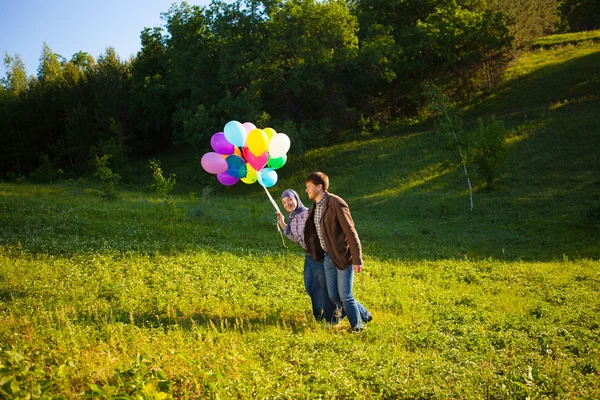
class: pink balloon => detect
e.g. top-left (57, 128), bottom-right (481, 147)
top-left (211, 132), bottom-right (235, 155)
top-left (242, 122), bottom-right (257, 134)
top-left (217, 171), bottom-right (239, 186)
top-left (245, 149), bottom-right (268, 171)
top-left (201, 152), bottom-right (228, 174)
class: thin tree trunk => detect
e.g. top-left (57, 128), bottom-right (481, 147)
top-left (441, 107), bottom-right (474, 213)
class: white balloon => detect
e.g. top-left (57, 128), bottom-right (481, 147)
top-left (268, 133), bottom-right (291, 158)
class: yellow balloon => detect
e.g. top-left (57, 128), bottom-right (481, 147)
top-left (241, 163), bottom-right (258, 184)
top-left (247, 129), bottom-right (268, 157)
top-left (263, 127), bottom-right (277, 141)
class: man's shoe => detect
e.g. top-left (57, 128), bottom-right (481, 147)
top-left (352, 326), bottom-right (366, 334)
top-left (363, 315), bottom-right (373, 324)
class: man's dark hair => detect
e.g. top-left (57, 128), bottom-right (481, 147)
top-left (306, 172), bottom-right (329, 192)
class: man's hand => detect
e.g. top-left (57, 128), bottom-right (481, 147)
top-left (353, 264), bottom-right (363, 273)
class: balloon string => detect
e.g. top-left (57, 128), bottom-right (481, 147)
top-left (276, 223), bottom-right (287, 248)
top-left (258, 175), bottom-right (281, 213)
top-left (258, 175), bottom-right (287, 248)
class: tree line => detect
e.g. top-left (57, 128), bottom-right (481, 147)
top-left (1, 0), bottom-right (596, 181)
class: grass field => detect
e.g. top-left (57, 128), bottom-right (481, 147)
top-left (1, 32), bottom-right (600, 398)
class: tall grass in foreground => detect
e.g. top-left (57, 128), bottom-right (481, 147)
top-left (0, 183), bottom-right (599, 398)
top-left (1, 246), bottom-right (600, 398)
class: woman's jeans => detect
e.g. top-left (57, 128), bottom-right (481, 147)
top-left (323, 253), bottom-right (371, 329)
top-left (304, 254), bottom-right (336, 322)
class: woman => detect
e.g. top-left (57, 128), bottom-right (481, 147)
top-left (276, 189), bottom-right (336, 323)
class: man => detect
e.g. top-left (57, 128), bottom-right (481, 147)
top-left (304, 172), bottom-right (372, 331)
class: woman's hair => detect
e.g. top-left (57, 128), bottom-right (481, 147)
top-left (305, 172), bottom-right (329, 192)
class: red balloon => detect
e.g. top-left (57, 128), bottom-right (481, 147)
top-left (242, 146), bottom-right (251, 162)
top-left (245, 149), bottom-right (268, 171)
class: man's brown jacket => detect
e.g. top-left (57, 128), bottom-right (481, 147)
top-left (304, 193), bottom-right (363, 270)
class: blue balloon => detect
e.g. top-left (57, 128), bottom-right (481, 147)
top-left (224, 120), bottom-right (247, 148)
top-left (226, 155), bottom-right (247, 179)
top-left (259, 168), bottom-right (278, 188)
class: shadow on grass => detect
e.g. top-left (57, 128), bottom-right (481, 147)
top-left (81, 309), bottom-right (321, 334)
top-left (468, 49), bottom-right (600, 117)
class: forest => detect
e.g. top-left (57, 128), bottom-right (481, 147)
top-left (1, 0), bottom-right (598, 180)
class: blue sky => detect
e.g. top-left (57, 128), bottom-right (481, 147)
top-left (0, 0), bottom-right (212, 80)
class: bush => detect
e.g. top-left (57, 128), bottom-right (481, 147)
top-left (469, 117), bottom-right (508, 190)
top-left (148, 159), bottom-right (183, 246)
top-left (148, 159), bottom-right (176, 200)
top-left (172, 103), bottom-right (216, 148)
top-left (29, 153), bottom-right (63, 183)
top-left (93, 154), bottom-right (120, 200)
top-left (276, 119), bottom-right (333, 156)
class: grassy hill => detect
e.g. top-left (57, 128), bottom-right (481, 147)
top-left (0, 32), bottom-right (599, 398)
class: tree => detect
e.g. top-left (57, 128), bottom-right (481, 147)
top-left (94, 154), bottom-right (120, 200)
top-left (459, 0), bottom-right (559, 48)
top-left (37, 43), bottom-right (64, 85)
top-left (470, 117), bottom-right (508, 190)
top-left (0, 53), bottom-right (30, 177)
top-left (424, 83), bottom-right (474, 212)
top-left (352, 0), bottom-right (513, 123)
top-left (130, 27), bottom-right (172, 153)
top-left (262, 0), bottom-right (359, 124)
top-left (2, 53), bottom-right (29, 95)
top-left (559, 0), bottom-right (600, 31)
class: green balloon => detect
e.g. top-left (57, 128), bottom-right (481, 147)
top-left (267, 153), bottom-right (287, 170)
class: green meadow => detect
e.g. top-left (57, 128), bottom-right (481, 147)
top-left (1, 32), bottom-right (600, 398)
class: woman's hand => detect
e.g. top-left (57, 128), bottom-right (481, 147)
top-left (276, 212), bottom-right (286, 228)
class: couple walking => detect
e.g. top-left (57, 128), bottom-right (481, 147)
top-left (276, 172), bottom-right (372, 332)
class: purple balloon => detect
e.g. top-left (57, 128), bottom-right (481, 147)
top-left (217, 171), bottom-right (239, 186)
top-left (201, 152), bottom-right (228, 174)
top-left (211, 132), bottom-right (235, 155)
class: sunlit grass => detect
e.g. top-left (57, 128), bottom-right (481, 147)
top-left (1, 239), bottom-right (599, 397)
top-left (464, 32), bottom-right (600, 118)
top-left (532, 29), bottom-right (600, 49)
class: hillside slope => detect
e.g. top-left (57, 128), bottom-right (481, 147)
top-left (276, 32), bottom-right (600, 260)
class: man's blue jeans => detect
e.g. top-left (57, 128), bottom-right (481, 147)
top-left (304, 254), bottom-right (337, 322)
top-left (323, 253), bottom-right (371, 329)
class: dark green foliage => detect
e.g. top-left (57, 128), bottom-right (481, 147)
top-left (29, 153), bottom-right (63, 183)
top-left (353, 0), bottom-right (513, 116)
top-left (148, 159), bottom-right (176, 200)
top-left (559, 0), bottom-right (600, 31)
top-left (469, 117), bottom-right (508, 190)
top-left (0, 0), bottom-right (517, 180)
top-left (94, 154), bottom-right (120, 200)
top-left (460, 0), bottom-right (560, 48)
top-left (172, 104), bottom-right (217, 148)
top-left (148, 159), bottom-right (183, 239)
top-left (130, 27), bottom-right (173, 153)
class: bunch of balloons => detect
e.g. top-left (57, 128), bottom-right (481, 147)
top-left (200, 121), bottom-right (291, 188)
